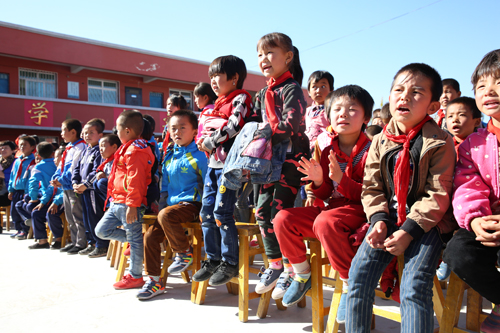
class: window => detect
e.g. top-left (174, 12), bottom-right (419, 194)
top-left (169, 89), bottom-right (193, 110)
top-left (19, 68), bottom-right (57, 98)
top-left (0, 73), bottom-right (8, 94)
top-left (149, 92), bottom-right (164, 108)
top-left (68, 81), bottom-right (79, 99)
top-left (88, 79), bottom-right (118, 104)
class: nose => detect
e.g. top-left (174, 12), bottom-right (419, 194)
top-left (484, 82), bottom-right (498, 97)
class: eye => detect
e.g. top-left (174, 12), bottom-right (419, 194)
top-left (321, 85), bottom-right (326, 89)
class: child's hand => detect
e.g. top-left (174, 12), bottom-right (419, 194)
top-left (48, 202), bottom-right (58, 214)
top-left (33, 203), bottom-right (43, 211)
top-left (8, 192), bottom-right (13, 200)
top-left (74, 184), bottom-right (87, 194)
top-left (304, 197), bottom-right (315, 207)
top-left (198, 141), bottom-right (212, 154)
top-left (366, 221), bottom-right (387, 249)
top-left (328, 151), bottom-right (343, 184)
top-left (384, 230), bottom-right (413, 256)
top-left (298, 157), bottom-right (323, 187)
top-left (126, 206), bottom-right (138, 224)
top-left (50, 179), bottom-right (62, 188)
top-left (95, 172), bottom-right (107, 180)
top-left (471, 216), bottom-right (500, 247)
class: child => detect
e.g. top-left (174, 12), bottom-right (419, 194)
top-left (194, 82), bottom-right (217, 142)
top-left (371, 116), bottom-right (384, 127)
top-left (72, 118), bottom-right (106, 257)
top-left (380, 102), bottom-right (392, 125)
top-left (346, 63), bottom-right (456, 333)
top-left (445, 96), bottom-right (482, 154)
top-left (162, 94), bottom-right (188, 162)
top-left (443, 49), bottom-right (500, 333)
top-left (365, 124), bottom-right (383, 140)
top-left (95, 110), bottom-right (154, 289)
top-left (92, 134), bottom-right (121, 210)
top-left (252, 32), bottom-right (310, 294)
top-left (304, 70), bottom-right (334, 152)
top-left (193, 55), bottom-right (253, 286)
top-left (138, 110), bottom-right (207, 300)
top-left (0, 141), bottom-right (17, 211)
top-left (51, 119), bottom-right (86, 254)
top-left (8, 136), bottom-right (36, 239)
top-left (274, 86), bottom-right (373, 316)
top-left (435, 78), bottom-right (461, 129)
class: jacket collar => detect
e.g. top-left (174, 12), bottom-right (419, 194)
top-left (383, 118), bottom-right (448, 153)
top-left (172, 140), bottom-right (197, 154)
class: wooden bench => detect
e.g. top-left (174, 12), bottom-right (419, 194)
top-left (0, 205), bottom-right (11, 231)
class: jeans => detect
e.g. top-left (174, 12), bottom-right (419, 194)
top-left (95, 203), bottom-right (145, 279)
top-left (346, 223), bottom-right (442, 333)
top-left (200, 167), bottom-right (239, 265)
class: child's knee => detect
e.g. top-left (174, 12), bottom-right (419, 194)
top-left (273, 209), bottom-right (293, 233)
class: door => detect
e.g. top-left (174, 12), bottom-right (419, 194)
top-left (125, 87), bottom-right (142, 106)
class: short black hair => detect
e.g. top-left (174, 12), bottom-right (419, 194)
top-left (117, 110), bottom-right (144, 136)
top-left (194, 82), bottom-right (217, 104)
top-left (167, 94), bottom-right (188, 109)
top-left (62, 119), bottom-right (83, 138)
top-left (0, 140), bottom-right (16, 151)
top-left (37, 142), bottom-right (54, 159)
top-left (392, 63), bottom-right (442, 102)
top-left (170, 110), bottom-right (198, 130)
top-left (442, 78), bottom-right (460, 93)
top-left (307, 71), bottom-right (334, 91)
top-left (86, 118), bottom-right (105, 134)
top-left (447, 97), bottom-right (482, 119)
top-left (471, 49), bottom-right (500, 91)
top-left (55, 146), bottom-right (65, 157)
top-left (366, 125), bottom-right (383, 137)
top-left (208, 55), bottom-right (247, 90)
top-left (143, 114), bottom-right (156, 133)
top-left (101, 134), bottom-right (121, 149)
top-left (380, 102), bottom-right (391, 121)
top-left (31, 135), bottom-right (40, 145)
top-left (325, 85), bottom-right (374, 122)
top-left (142, 117), bottom-right (154, 141)
top-left (19, 135), bottom-right (37, 148)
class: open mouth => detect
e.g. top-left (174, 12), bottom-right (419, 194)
top-left (484, 100), bottom-right (500, 109)
top-left (397, 107), bottom-right (410, 114)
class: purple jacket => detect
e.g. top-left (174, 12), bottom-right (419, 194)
top-left (453, 128), bottom-right (500, 231)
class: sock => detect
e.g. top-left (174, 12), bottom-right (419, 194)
top-left (291, 260), bottom-right (311, 282)
top-left (341, 278), bottom-right (348, 293)
top-left (149, 275), bottom-right (160, 282)
top-left (284, 263), bottom-right (295, 277)
top-left (269, 258), bottom-right (283, 270)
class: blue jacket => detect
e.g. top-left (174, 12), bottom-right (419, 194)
top-left (52, 139), bottom-right (86, 191)
top-left (72, 144), bottom-right (102, 189)
top-left (8, 154), bottom-right (35, 193)
top-left (27, 158), bottom-right (62, 205)
top-left (161, 140), bottom-right (208, 206)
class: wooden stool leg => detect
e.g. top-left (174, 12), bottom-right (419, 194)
top-left (238, 233), bottom-right (250, 322)
top-left (433, 275), bottom-right (445, 325)
top-left (195, 280), bottom-right (209, 305)
top-left (190, 228), bottom-right (203, 303)
top-left (439, 272), bottom-right (465, 333)
top-left (466, 288), bottom-right (482, 331)
top-left (325, 270), bottom-right (342, 333)
top-left (6, 206), bottom-right (11, 231)
top-left (106, 240), bottom-right (114, 260)
top-left (116, 242), bottom-right (129, 282)
top-left (310, 240), bottom-right (325, 333)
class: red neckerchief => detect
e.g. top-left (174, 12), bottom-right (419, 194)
top-left (383, 115), bottom-right (431, 226)
top-left (96, 156), bottom-right (114, 173)
top-left (265, 71), bottom-right (294, 133)
top-left (437, 109), bottom-right (445, 127)
top-left (330, 132), bottom-right (370, 179)
top-left (15, 156), bottom-right (35, 183)
top-left (213, 89), bottom-right (252, 119)
top-left (104, 140), bottom-right (135, 208)
top-left (59, 139), bottom-right (84, 174)
top-left (487, 120), bottom-right (500, 143)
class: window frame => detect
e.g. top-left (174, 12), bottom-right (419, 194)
top-left (19, 68), bottom-right (57, 98)
top-left (169, 88), bottom-right (193, 110)
top-left (88, 78), bottom-right (119, 104)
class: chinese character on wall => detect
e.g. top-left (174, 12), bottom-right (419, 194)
top-left (28, 102), bottom-right (49, 125)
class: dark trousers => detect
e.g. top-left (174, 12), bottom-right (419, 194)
top-left (32, 202), bottom-right (49, 240)
top-left (47, 204), bottom-right (65, 239)
top-left (16, 194), bottom-right (33, 222)
top-left (443, 228), bottom-right (500, 304)
top-left (11, 190), bottom-right (28, 232)
top-left (81, 190), bottom-right (108, 248)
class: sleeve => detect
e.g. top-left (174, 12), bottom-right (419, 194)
top-left (84, 152), bottom-right (102, 188)
top-left (53, 189), bottom-right (64, 206)
top-left (337, 168), bottom-right (363, 201)
top-left (28, 167), bottom-right (42, 200)
top-left (72, 154), bottom-right (82, 185)
top-left (125, 148), bottom-right (153, 207)
top-left (271, 83), bottom-right (307, 146)
top-left (61, 147), bottom-right (83, 188)
top-left (7, 159), bottom-right (18, 193)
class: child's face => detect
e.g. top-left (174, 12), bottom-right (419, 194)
top-left (35, 153), bottom-right (41, 164)
top-left (83, 125), bottom-right (103, 147)
top-left (61, 125), bottom-right (75, 143)
top-left (258, 46), bottom-right (293, 80)
top-left (99, 140), bottom-right (117, 159)
top-left (194, 94), bottom-right (209, 110)
top-left (475, 75), bottom-right (500, 124)
top-left (0, 145), bottom-right (13, 159)
top-left (440, 84), bottom-right (461, 108)
top-left (169, 115), bottom-right (197, 147)
top-left (210, 73), bottom-right (236, 97)
top-left (389, 72), bottom-right (440, 133)
top-left (166, 99), bottom-right (179, 116)
top-left (54, 150), bottom-right (62, 167)
top-left (371, 117), bottom-right (384, 127)
top-left (446, 103), bottom-right (480, 141)
top-left (308, 78), bottom-right (330, 105)
top-left (19, 140), bottom-right (34, 157)
top-left (329, 96), bottom-right (368, 137)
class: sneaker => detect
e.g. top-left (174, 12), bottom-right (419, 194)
top-left (28, 242), bottom-right (50, 249)
top-left (272, 271), bottom-right (293, 300)
top-left (209, 261), bottom-right (239, 286)
top-left (436, 262), bottom-right (451, 281)
top-left (481, 304), bottom-right (500, 333)
top-left (123, 243), bottom-right (131, 256)
top-left (60, 243), bottom-right (74, 252)
top-left (16, 232), bottom-right (27, 240)
top-left (113, 274), bottom-right (144, 290)
top-left (88, 247), bottom-right (108, 258)
top-left (10, 231), bottom-right (21, 238)
top-left (336, 293), bottom-right (347, 324)
top-left (50, 241), bottom-right (62, 250)
top-left (79, 244), bottom-right (95, 255)
top-left (192, 259), bottom-right (221, 282)
top-left (136, 278), bottom-right (165, 300)
top-left (282, 275), bottom-right (311, 307)
top-left (255, 266), bottom-right (284, 294)
top-left (67, 246), bottom-right (85, 255)
top-left (167, 251), bottom-right (193, 274)
top-left (249, 238), bottom-right (259, 249)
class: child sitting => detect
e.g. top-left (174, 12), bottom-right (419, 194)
top-left (346, 63), bottom-right (456, 333)
top-left (435, 78), bottom-right (461, 129)
top-left (138, 110), bottom-right (207, 300)
top-left (95, 110), bottom-right (154, 289)
top-left (274, 86), bottom-right (373, 320)
top-left (443, 49), bottom-right (500, 333)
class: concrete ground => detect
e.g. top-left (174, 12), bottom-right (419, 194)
top-left (0, 222), bottom-right (490, 333)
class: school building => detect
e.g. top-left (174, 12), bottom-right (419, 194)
top-left (0, 21), bottom-right (296, 144)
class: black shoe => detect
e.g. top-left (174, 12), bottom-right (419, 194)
top-left (88, 247), bottom-right (108, 258)
top-left (60, 243), bottom-right (75, 252)
top-left (209, 261), bottom-right (239, 286)
top-left (16, 231), bottom-right (27, 240)
top-left (29, 242), bottom-right (50, 249)
top-left (79, 244), bottom-right (95, 255)
top-left (50, 241), bottom-right (62, 250)
top-left (67, 246), bottom-right (85, 255)
top-left (192, 259), bottom-right (221, 282)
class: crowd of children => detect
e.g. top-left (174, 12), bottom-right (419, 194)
top-left (1, 33), bottom-right (499, 333)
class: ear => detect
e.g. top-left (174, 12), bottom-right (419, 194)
top-left (457, 91), bottom-right (462, 98)
top-left (473, 118), bottom-right (482, 128)
top-left (285, 51), bottom-right (294, 65)
top-left (427, 101), bottom-right (441, 115)
top-left (232, 73), bottom-right (239, 85)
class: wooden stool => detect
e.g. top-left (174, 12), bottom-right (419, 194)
top-left (107, 240), bottom-right (122, 268)
top-left (0, 205), bottom-right (11, 231)
top-left (195, 222), bottom-right (274, 323)
top-left (439, 271), bottom-right (491, 333)
top-left (46, 212), bottom-right (70, 247)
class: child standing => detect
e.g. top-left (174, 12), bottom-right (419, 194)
top-left (346, 63), bottom-right (456, 333)
top-left (194, 82), bottom-right (217, 142)
top-left (138, 110), bottom-right (207, 300)
top-left (443, 49), bottom-right (500, 333)
top-left (72, 119), bottom-right (106, 257)
top-left (95, 110), bottom-right (154, 289)
top-left (252, 32), bottom-right (309, 294)
top-left (274, 86), bottom-right (373, 317)
top-left (193, 55), bottom-right (253, 286)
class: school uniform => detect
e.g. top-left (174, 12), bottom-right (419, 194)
top-left (8, 154), bottom-right (35, 233)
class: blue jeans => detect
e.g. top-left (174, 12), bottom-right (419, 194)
top-left (200, 167), bottom-right (239, 265)
top-left (346, 223), bottom-right (442, 333)
top-left (95, 203), bottom-right (145, 279)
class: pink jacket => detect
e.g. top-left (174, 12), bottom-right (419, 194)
top-left (304, 105), bottom-right (329, 151)
top-left (453, 128), bottom-right (500, 231)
